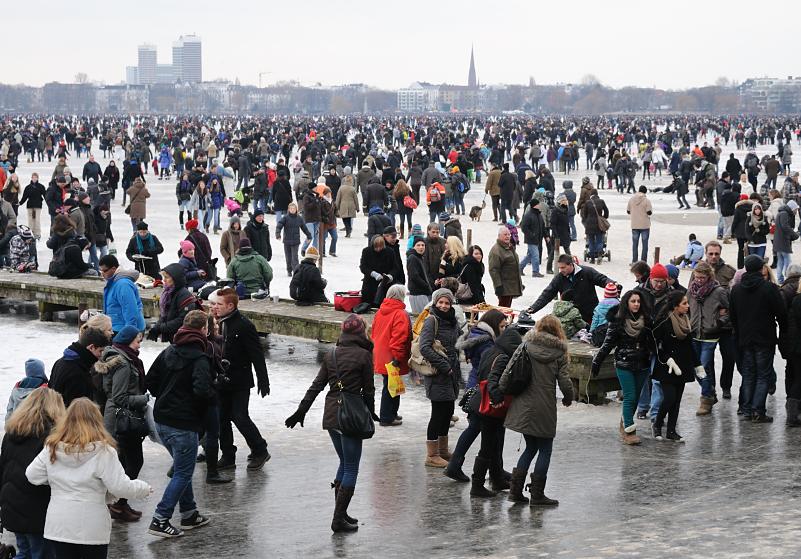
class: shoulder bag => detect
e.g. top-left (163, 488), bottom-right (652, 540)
top-left (592, 199), bottom-right (610, 232)
top-left (331, 349), bottom-right (375, 440)
top-left (409, 316), bottom-right (447, 377)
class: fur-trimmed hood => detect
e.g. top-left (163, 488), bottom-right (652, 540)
top-left (94, 347), bottom-right (129, 375)
top-left (523, 329), bottom-right (568, 362)
top-left (456, 322), bottom-right (496, 351)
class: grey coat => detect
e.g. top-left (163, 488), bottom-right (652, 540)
top-left (419, 313), bottom-right (461, 402)
top-left (500, 330), bottom-right (574, 439)
top-left (96, 346), bottom-right (148, 437)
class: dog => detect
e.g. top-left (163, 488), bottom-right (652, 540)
top-left (469, 200), bottom-right (486, 221)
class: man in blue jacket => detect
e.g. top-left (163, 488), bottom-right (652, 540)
top-left (99, 254), bottom-right (145, 334)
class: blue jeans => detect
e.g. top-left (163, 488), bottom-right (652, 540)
top-left (154, 424), bottom-right (198, 521)
top-left (323, 227), bottom-right (338, 255)
top-left (211, 207), bottom-right (221, 230)
top-left (616, 367), bottom-right (649, 428)
top-left (328, 430), bottom-right (363, 488)
top-left (379, 374), bottom-right (400, 423)
top-left (748, 245), bottom-right (766, 258)
top-left (739, 345), bottom-right (776, 416)
top-left (568, 215), bottom-right (577, 240)
top-left (519, 243), bottom-right (541, 275)
top-left (588, 232), bottom-right (604, 258)
top-left (274, 210), bottom-right (285, 228)
top-left (516, 435), bottom-right (553, 478)
top-left (631, 228), bottom-right (650, 263)
top-left (15, 533), bottom-right (48, 559)
top-left (453, 190), bottom-right (465, 214)
top-left (777, 251), bottom-right (792, 283)
top-left (451, 412), bottom-right (481, 462)
top-left (692, 339), bottom-right (718, 397)
top-left (637, 358), bottom-right (663, 419)
top-left (302, 221), bottom-right (320, 252)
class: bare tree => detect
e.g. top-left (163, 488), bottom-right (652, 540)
top-left (74, 72), bottom-right (88, 84)
top-left (581, 74), bottom-right (601, 86)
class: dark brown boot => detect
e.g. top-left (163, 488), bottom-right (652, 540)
top-left (527, 474), bottom-right (559, 506)
top-left (331, 486), bottom-right (358, 533)
top-left (508, 467), bottom-right (529, 503)
top-left (332, 480), bottom-right (358, 525)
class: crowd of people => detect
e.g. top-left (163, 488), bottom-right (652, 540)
top-left (1, 112), bottom-right (801, 556)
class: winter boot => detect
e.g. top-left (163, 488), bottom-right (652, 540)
top-left (787, 398), bottom-right (801, 427)
top-left (469, 457), bottom-right (497, 498)
top-left (118, 498), bottom-right (142, 519)
top-left (399, 223), bottom-right (405, 239)
top-left (489, 461), bottom-right (510, 491)
top-left (331, 486), bottom-right (358, 533)
top-left (437, 435), bottom-right (452, 461)
top-left (527, 474), bottom-right (559, 506)
top-left (696, 396), bottom-right (714, 416)
top-left (206, 458), bottom-right (233, 484)
top-left (507, 467), bottom-right (529, 504)
top-left (622, 423), bottom-right (641, 445)
top-left (444, 455), bottom-right (470, 483)
top-left (332, 480), bottom-right (358, 524)
top-left (425, 440), bottom-right (448, 468)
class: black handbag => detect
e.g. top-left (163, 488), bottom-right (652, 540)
top-left (331, 349), bottom-right (375, 440)
top-left (114, 406), bottom-right (149, 438)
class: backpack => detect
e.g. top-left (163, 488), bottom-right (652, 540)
top-left (403, 195), bottom-right (418, 209)
top-left (456, 176), bottom-right (470, 194)
top-left (409, 315), bottom-right (445, 377)
top-left (429, 186), bottom-right (442, 202)
top-left (500, 342), bottom-right (532, 396)
top-left (289, 268), bottom-right (304, 300)
top-left (594, 161), bottom-right (602, 171)
top-left (47, 243), bottom-right (70, 278)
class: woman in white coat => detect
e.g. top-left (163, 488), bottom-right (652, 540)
top-left (26, 398), bottom-right (151, 559)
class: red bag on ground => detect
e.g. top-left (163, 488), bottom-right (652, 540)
top-left (334, 291), bottom-right (362, 313)
top-left (478, 380), bottom-right (512, 419)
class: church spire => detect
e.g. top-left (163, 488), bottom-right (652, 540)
top-left (468, 45), bottom-right (477, 88)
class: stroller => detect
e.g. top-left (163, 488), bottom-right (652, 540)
top-left (583, 232), bottom-right (611, 263)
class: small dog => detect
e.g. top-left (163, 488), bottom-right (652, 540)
top-left (469, 200), bottom-right (486, 221)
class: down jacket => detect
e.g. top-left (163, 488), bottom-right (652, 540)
top-left (96, 346), bottom-right (148, 437)
top-left (419, 310), bottom-right (461, 402)
top-left (370, 298), bottom-right (412, 375)
top-left (455, 322), bottom-right (496, 389)
top-left (592, 306), bottom-right (653, 372)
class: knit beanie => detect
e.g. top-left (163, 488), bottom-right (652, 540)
top-left (431, 288), bottom-right (455, 305)
top-left (25, 358), bottom-right (45, 378)
top-left (305, 246), bottom-right (319, 262)
top-left (180, 240), bottom-right (195, 256)
top-left (650, 263), bottom-right (669, 280)
top-left (386, 284), bottom-right (406, 301)
top-left (342, 313), bottom-right (366, 335)
top-left (410, 224), bottom-right (423, 237)
top-left (744, 254), bottom-right (764, 273)
top-left (665, 264), bottom-right (680, 280)
top-left (185, 219), bottom-right (199, 231)
top-left (603, 282), bottom-right (619, 299)
top-left (112, 324), bottom-right (141, 345)
top-left (239, 238), bottom-right (251, 249)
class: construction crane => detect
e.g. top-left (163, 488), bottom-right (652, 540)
top-left (258, 72), bottom-right (272, 88)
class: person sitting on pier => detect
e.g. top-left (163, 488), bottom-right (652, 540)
top-left (226, 238), bottom-right (272, 299)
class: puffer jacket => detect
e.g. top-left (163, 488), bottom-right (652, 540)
top-left (419, 309), bottom-right (461, 402)
top-left (227, 248), bottom-right (273, 296)
top-left (96, 346), bottom-right (148, 437)
top-left (371, 298), bottom-right (412, 375)
top-left (500, 330), bottom-right (574, 439)
top-left (592, 306), bottom-right (653, 372)
top-left (455, 322), bottom-right (496, 389)
top-left (650, 316), bottom-right (700, 386)
top-left (553, 300), bottom-right (587, 338)
top-left (295, 333), bottom-right (375, 430)
top-left (0, 431), bottom-right (51, 535)
top-left (688, 283), bottom-right (729, 340)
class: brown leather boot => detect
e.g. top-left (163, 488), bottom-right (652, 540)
top-left (437, 435), bottom-right (452, 461)
top-left (425, 440), bottom-right (448, 467)
top-left (507, 467), bottom-right (529, 504)
top-left (332, 480), bottom-right (358, 525)
top-left (527, 474), bottom-right (559, 506)
top-left (696, 396), bottom-right (714, 416)
top-left (331, 486), bottom-right (358, 533)
top-left (622, 424), bottom-right (641, 445)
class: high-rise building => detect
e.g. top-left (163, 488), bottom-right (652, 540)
top-left (137, 44), bottom-right (157, 85)
top-left (468, 46), bottom-right (477, 89)
top-left (175, 35), bottom-right (202, 83)
top-left (156, 64), bottom-right (176, 84)
top-left (125, 66), bottom-right (139, 85)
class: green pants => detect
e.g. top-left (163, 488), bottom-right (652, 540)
top-left (616, 367), bottom-right (649, 428)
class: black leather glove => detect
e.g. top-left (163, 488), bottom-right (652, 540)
top-left (495, 286), bottom-right (503, 296)
top-left (370, 411), bottom-right (380, 422)
top-left (257, 376), bottom-right (270, 397)
top-left (146, 327), bottom-right (160, 342)
top-left (562, 397), bottom-right (572, 407)
top-left (591, 361), bottom-right (601, 378)
top-left (285, 409), bottom-right (306, 429)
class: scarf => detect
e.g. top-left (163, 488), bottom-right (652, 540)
top-left (750, 203), bottom-right (764, 229)
top-left (668, 311), bottom-right (691, 340)
top-left (113, 342), bottom-right (146, 392)
top-left (431, 305), bottom-right (457, 326)
top-left (623, 314), bottom-right (645, 338)
top-left (688, 277), bottom-right (719, 302)
top-left (159, 283), bottom-right (175, 316)
top-left (135, 232), bottom-right (155, 254)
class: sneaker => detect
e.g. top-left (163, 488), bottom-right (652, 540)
top-left (752, 414), bottom-right (774, 423)
top-left (148, 518), bottom-right (184, 538)
top-left (532, 272), bottom-right (544, 278)
top-left (666, 431), bottom-right (684, 443)
top-left (636, 410), bottom-right (648, 420)
top-left (651, 423), bottom-right (663, 441)
top-left (217, 456), bottom-right (236, 470)
top-left (247, 450), bottom-right (271, 471)
top-left (180, 511), bottom-right (211, 531)
top-left (379, 419), bottom-right (403, 427)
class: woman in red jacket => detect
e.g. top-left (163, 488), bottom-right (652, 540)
top-left (370, 284), bottom-right (411, 426)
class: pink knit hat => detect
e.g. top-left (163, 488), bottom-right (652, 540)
top-left (603, 282), bottom-right (619, 299)
top-left (180, 240), bottom-right (195, 256)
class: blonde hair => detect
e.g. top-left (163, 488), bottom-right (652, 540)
top-left (81, 314), bottom-right (113, 339)
top-left (5, 387), bottom-right (65, 439)
top-left (45, 398), bottom-right (116, 464)
top-left (445, 236), bottom-right (466, 265)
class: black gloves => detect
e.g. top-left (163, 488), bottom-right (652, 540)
top-left (390, 359), bottom-right (400, 368)
top-left (257, 376), bottom-right (271, 397)
top-left (145, 327), bottom-right (160, 342)
top-left (590, 361), bottom-right (601, 378)
top-left (495, 286), bottom-right (503, 296)
top-left (285, 409), bottom-right (306, 429)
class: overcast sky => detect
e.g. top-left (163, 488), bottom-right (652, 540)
top-left (10, 0), bottom-right (801, 90)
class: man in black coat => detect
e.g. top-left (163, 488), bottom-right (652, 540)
top-left (498, 163), bottom-right (517, 222)
top-left (244, 210), bottom-right (272, 261)
top-left (364, 177), bottom-right (386, 212)
top-left (82, 154), bottom-right (102, 183)
top-left (211, 288), bottom-right (271, 470)
top-left (49, 326), bottom-right (110, 407)
top-left (527, 254), bottom-right (613, 324)
top-left (382, 226), bottom-right (405, 287)
top-left (289, 252), bottom-right (328, 305)
top-left (519, 198), bottom-right (547, 277)
top-left (271, 172), bottom-right (293, 220)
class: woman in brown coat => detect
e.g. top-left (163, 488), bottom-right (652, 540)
top-left (126, 177), bottom-right (150, 231)
top-left (219, 216), bottom-right (243, 266)
top-left (500, 315), bottom-right (574, 506)
top-left (285, 314), bottom-right (376, 533)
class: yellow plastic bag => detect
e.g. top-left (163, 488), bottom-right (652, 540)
top-left (386, 362), bottom-right (406, 398)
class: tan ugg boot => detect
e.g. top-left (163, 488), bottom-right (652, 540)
top-left (622, 423), bottom-right (641, 445)
top-left (696, 396), bottom-right (714, 416)
top-left (437, 436), bottom-right (452, 461)
top-left (425, 440), bottom-right (448, 467)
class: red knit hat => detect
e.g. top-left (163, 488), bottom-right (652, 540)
top-left (603, 282), bottom-right (619, 299)
top-left (650, 263), bottom-right (669, 280)
top-left (185, 219), bottom-right (199, 231)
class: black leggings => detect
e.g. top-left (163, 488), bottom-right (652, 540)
top-left (48, 541), bottom-right (108, 559)
top-left (115, 434), bottom-right (144, 480)
top-left (787, 357), bottom-right (801, 400)
top-left (427, 400), bottom-right (454, 440)
top-left (477, 415), bottom-right (505, 479)
top-left (655, 383), bottom-right (685, 433)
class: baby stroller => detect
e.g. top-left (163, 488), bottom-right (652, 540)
top-left (583, 232), bottom-right (611, 263)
